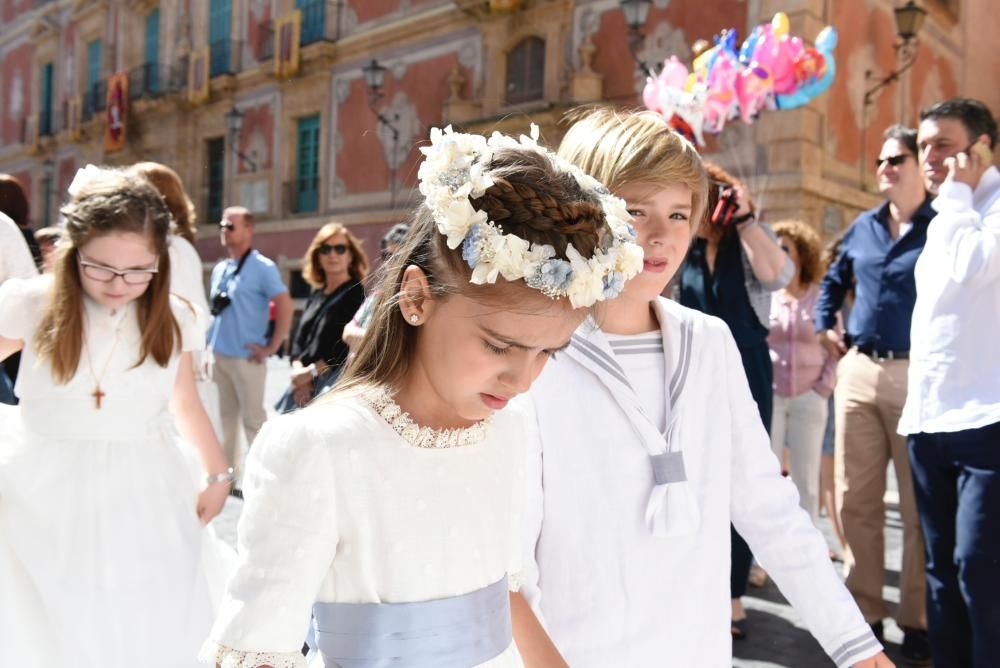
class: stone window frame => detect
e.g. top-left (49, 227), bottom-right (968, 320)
top-left (503, 35), bottom-right (546, 106)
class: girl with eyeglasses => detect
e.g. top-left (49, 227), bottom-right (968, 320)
top-left (0, 167), bottom-right (232, 667)
top-left (275, 223), bottom-right (368, 412)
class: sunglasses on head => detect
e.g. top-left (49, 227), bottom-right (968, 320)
top-left (875, 154), bottom-right (911, 169)
top-left (318, 243), bottom-right (349, 256)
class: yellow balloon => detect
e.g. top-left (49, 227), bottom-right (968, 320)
top-left (685, 73), bottom-right (698, 91)
top-left (692, 46), bottom-right (717, 77)
top-left (771, 12), bottom-right (789, 37)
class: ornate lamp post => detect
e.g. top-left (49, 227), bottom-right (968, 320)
top-left (363, 58), bottom-right (401, 207)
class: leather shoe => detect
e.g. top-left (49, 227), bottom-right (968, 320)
top-left (901, 627), bottom-right (931, 665)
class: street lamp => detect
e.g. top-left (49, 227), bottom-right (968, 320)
top-left (859, 1), bottom-right (928, 187)
top-left (42, 158), bottom-right (55, 225)
top-left (362, 59), bottom-right (388, 104)
top-left (864, 1), bottom-right (928, 107)
top-left (894, 0), bottom-right (928, 41)
top-left (362, 58), bottom-right (401, 207)
top-left (620, 0), bottom-right (653, 77)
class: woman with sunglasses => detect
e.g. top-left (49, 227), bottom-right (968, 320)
top-left (814, 124), bottom-right (935, 661)
top-left (276, 222), bottom-right (368, 411)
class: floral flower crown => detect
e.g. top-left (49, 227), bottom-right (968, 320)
top-left (417, 125), bottom-right (644, 309)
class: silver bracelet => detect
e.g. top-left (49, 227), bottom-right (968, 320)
top-left (205, 467), bottom-right (235, 486)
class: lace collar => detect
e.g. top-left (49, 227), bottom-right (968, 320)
top-left (361, 386), bottom-right (493, 449)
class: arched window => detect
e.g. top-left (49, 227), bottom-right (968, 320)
top-left (506, 37), bottom-right (545, 105)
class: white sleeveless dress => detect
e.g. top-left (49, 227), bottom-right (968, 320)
top-left (0, 276), bottom-right (231, 668)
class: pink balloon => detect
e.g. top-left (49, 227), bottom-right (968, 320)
top-left (771, 36), bottom-right (803, 94)
top-left (750, 25), bottom-right (777, 71)
top-left (735, 66), bottom-right (772, 123)
top-left (704, 54), bottom-right (739, 133)
top-left (658, 56), bottom-right (690, 90)
top-left (643, 78), bottom-right (661, 113)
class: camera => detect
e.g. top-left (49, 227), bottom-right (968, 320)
top-left (711, 187), bottom-right (740, 227)
top-left (210, 291), bottom-right (232, 316)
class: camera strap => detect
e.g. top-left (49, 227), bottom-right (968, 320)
top-left (216, 248), bottom-right (253, 297)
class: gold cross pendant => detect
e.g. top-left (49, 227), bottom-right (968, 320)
top-left (92, 385), bottom-right (106, 409)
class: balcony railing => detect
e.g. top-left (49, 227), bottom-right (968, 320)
top-left (39, 108), bottom-right (55, 137)
top-left (128, 63), bottom-right (188, 100)
top-left (82, 81), bottom-right (107, 121)
top-left (210, 39), bottom-right (244, 77)
top-left (21, 109), bottom-right (63, 143)
top-left (298, 0), bottom-right (328, 45)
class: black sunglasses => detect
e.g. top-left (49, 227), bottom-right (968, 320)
top-left (318, 243), bottom-right (349, 256)
top-left (875, 154), bottom-right (912, 169)
top-left (219, 221), bottom-right (235, 230)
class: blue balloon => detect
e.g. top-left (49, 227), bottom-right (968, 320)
top-left (738, 25), bottom-right (763, 65)
top-left (775, 27), bottom-right (838, 109)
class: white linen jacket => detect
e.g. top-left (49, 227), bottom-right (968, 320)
top-left (519, 296), bottom-right (880, 667)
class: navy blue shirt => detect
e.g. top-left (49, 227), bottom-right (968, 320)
top-left (815, 198), bottom-right (935, 351)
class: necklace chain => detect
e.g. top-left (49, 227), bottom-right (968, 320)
top-left (83, 312), bottom-right (123, 409)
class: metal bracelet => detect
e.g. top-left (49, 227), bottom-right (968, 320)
top-left (205, 467), bottom-right (235, 486)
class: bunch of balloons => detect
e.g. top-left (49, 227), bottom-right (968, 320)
top-left (642, 13), bottom-right (838, 146)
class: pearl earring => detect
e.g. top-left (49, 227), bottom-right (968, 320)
top-left (409, 314), bottom-right (419, 324)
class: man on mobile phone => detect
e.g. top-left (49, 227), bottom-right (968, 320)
top-left (901, 98), bottom-right (1000, 668)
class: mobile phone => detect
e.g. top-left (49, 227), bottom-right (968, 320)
top-left (969, 141), bottom-right (993, 165)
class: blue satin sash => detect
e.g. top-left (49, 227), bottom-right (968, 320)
top-left (312, 576), bottom-right (511, 667)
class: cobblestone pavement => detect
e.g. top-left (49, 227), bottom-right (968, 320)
top-left (209, 359), bottom-right (925, 667)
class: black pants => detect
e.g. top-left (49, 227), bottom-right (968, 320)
top-left (731, 341), bottom-right (774, 598)
top-left (908, 421), bottom-right (1000, 668)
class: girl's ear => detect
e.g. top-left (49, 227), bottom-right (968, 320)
top-left (398, 265), bottom-right (434, 326)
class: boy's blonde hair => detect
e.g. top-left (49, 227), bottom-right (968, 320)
top-left (558, 107), bottom-right (708, 229)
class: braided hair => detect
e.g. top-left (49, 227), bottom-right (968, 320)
top-left (334, 146), bottom-right (609, 395)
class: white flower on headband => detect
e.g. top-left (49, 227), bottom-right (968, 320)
top-left (66, 164), bottom-right (106, 198)
top-left (418, 125), bottom-right (644, 308)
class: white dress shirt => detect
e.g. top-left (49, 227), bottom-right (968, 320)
top-left (899, 165), bottom-right (1000, 435)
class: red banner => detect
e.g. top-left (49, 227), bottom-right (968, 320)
top-left (104, 72), bottom-right (128, 152)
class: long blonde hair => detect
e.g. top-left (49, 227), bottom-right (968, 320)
top-left (35, 169), bottom-right (180, 383)
top-left (334, 146), bottom-right (611, 396)
top-left (558, 107), bottom-right (708, 228)
top-left (302, 221), bottom-right (369, 289)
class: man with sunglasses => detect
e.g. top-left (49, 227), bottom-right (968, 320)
top-left (899, 98), bottom-right (1000, 668)
top-left (815, 124), bottom-right (933, 663)
top-left (206, 206), bottom-right (292, 489)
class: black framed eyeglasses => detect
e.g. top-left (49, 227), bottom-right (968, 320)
top-left (875, 154), bottom-right (912, 169)
top-left (78, 253), bottom-right (159, 285)
top-left (318, 243), bottom-right (349, 256)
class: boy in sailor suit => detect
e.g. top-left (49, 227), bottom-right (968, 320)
top-left (514, 108), bottom-right (893, 668)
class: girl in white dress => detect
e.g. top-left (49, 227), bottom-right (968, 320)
top-left (200, 127), bottom-right (644, 667)
top-left (516, 108), bottom-right (894, 668)
top-left (0, 168), bottom-right (232, 668)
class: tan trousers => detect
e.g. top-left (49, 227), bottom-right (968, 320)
top-left (834, 348), bottom-right (926, 629)
top-left (212, 353), bottom-right (268, 480)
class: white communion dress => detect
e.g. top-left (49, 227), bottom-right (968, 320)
top-left (201, 387), bottom-right (529, 668)
top-left (0, 276), bottom-right (231, 668)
